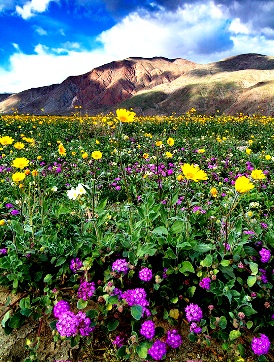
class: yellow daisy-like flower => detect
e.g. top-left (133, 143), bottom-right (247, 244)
top-left (167, 137), bottom-right (174, 146)
top-left (265, 155), bottom-right (271, 160)
top-left (165, 151), bottom-right (173, 158)
top-left (116, 108), bottom-right (136, 123)
top-left (177, 174), bottom-right (184, 182)
top-left (37, 155), bottom-right (42, 160)
top-left (155, 140), bottom-right (162, 147)
top-left (91, 151), bottom-right (102, 160)
top-left (246, 148), bottom-right (252, 155)
top-left (181, 163), bottom-right (208, 182)
top-left (143, 153), bottom-right (149, 159)
top-left (250, 169), bottom-right (266, 180)
top-left (0, 136), bottom-right (14, 145)
top-left (235, 176), bottom-right (254, 193)
top-left (32, 170), bottom-right (39, 177)
top-left (12, 172), bottom-right (26, 182)
top-left (12, 157), bottom-right (30, 169)
top-left (58, 143), bottom-right (66, 156)
top-left (0, 219), bottom-right (5, 226)
top-left (14, 142), bottom-right (25, 150)
top-left (210, 187), bottom-right (218, 197)
top-left (96, 139), bottom-right (100, 144)
top-left (82, 152), bottom-right (88, 159)
top-left (197, 148), bottom-right (205, 154)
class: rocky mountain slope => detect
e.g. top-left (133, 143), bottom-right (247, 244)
top-left (0, 53), bottom-right (274, 115)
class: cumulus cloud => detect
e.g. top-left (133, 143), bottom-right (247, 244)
top-left (16, 0), bottom-right (57, 19)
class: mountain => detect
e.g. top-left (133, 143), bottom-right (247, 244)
top-left (0, 53), bottom-right (274, 116)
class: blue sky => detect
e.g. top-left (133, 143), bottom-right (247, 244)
top-left (0, 0), bottom-right (274, 93)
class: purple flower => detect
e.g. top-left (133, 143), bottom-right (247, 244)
top-left (56, 311), bottom-right (79, 337)
top-left (122, 288), bottom-right (149, 307)
top-left (77, 281), bottom-right (96, 301)
top-left (251, 334), bottom-right (271, 355)
top-left (259, 248), bottom-right (271, 263)
top-left (260, 222), bottom-right (268, 229)
top-left (190, 322), bottom-right (202, 334)
top-left (166, 329), bottom-right (182, 348)
top-left (199, 277), bottom-right (211, 290)
top-left (0, 248), bottom-right (7, 255)
top-left (53, 300), bottom-right (71, 318)
top-left (259, 269), bottom-right (268, 283)
top-left (112, 335), bottom-right (125, 348)
top-left (76, 311), bottom-right (94, 336)
top-left (140, 320), bottom-right (155, 340)
top-left (148, 340), bottom-right (167, 361)
top-left (112, 259), bottom-right (129, 274)
top-left (69, 258), bottom-right (83, 273)
top-left (10, 209), bottom-right (20, 216)
top-left (185, 304), bottom-right (203, 322)
top-left (5, 203), bottom-right (13, 209)
top-left (139, 267), bottom-right (153, 282)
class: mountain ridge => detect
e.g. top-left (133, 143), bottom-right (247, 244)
top-left (0, 53), bottom-right (274, 115)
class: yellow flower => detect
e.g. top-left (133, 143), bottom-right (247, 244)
top-left (0, 219), bottom-right (5, 226)
top-left (167, 137), bottom-right (174, 146)
top-left (116, 108), bottom-right (136, 123)
top-left (235, 176), bottom-right (254, 193)
top-left (12, 157), bottom-right (30, 169)
top-left (96, 139), bottom-right (100, 144)
top-left (155, 140), bottom-right (162, 147)
top-left (37, 156), bottom-right (42, 160)
top-left (143, 153), bottom-right (149, 159)
top-left (0, 136), bottom-right (14, 145)
top-left (24, 169), bottom-right (31, 175)
top-left (71, 151), bottom-right (76, 156)
top-left (165, 151), bottom-right (173, 158)
top-left (32, 170), bottom-right (39, 177)
top-left (250, 169), bottom-right (266, 180)
top-left (58, 143), bottom-right (66, 156)
top-left (247, 211), bottom-right (253, 217)
top-left (91, 151), bottom-right (102, 160)
top-left (197, 148), bottom-right (205, 153)
top-left (14, 142), bottom-right (25, 150)
top-left (181, 163), bottom-right (208, 182)
top-left (82, 152), bottom-right (88, 159)
top-left (265, 155), bottom-right (271, 160)
top-left (12, 172), bottom-right (26, 182)
top-left (246, 148), bottom-right (252, 155)
top-left (210, 187), bottom-right (218, 197)
top-left (177, 174), bottom-right (184, 181)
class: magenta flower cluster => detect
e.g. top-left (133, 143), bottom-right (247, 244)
top-left (140, 320), bottom-right (155, 340)
top-left (148, 340), bottom-right (167, 361)
top-left (122, 288), bottom-right (149, 307)
top-left (77, 281), bottom-right (96, 300)
top-left (199, 277), bottom-right (211, 290)
top-left (53, 300), bottom-right (94, 337)
top-left (190, 322), bottom-right (202, 334)
top-left (166, 329), bottom-right (182, 348)
top-left (112, 258), bottom-right (129, 274)
top-left (251, 333), bottom-right (271, 355)
top-left (139, 267), bottom-right (153, 282)
top-left (185, 303), bottom-right (203, 322)
top-left (69, 258), bottom-right (83, 273)
top-left (259, 248), bottom-right (271, 263)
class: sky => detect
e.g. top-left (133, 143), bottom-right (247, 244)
top-left (0, 0), bottom-right (274, 93)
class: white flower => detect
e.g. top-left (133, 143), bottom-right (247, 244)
top-left (76, 183), bottom-right (86, 195)
top-left (67, 188), bottom-right (79, 200)
top-left (51, 186), bottom-right (58, 192)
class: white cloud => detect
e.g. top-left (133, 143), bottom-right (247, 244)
top-left (1, 1), bottom-right (274, 93)
top-left (34, 25), bottom-right (48, 35)
top-left (16, 0), bottom-right (56, 19)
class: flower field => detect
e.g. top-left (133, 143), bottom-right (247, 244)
top-left (0, 109), bottom-right (273, 361)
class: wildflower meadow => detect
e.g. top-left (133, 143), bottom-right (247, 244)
top-left (0, 109), bottom-right (273, 361)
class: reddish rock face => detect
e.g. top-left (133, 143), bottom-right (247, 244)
top-left (0, 57), bottom-right (198, 114)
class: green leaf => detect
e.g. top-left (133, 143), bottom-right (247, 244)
top-left (229, 330), bottom-right (241, 341)
top-left (131, 305), bottom-right (143, 320)
top-left (136, 342), bottom-right (151, 358)
top-left (220, 259), bottom-right (230, 267)
top-left (246, 321), bottom-right (253, 329)
top-left (247, 275), bottom-right (256, 287)
top-left (193, 243), bottom-right (214, 253)
top-left (164, 247), bottom-right (176, 259)
top-left (108, 296), bottom-right (118, 305)
top-left (70, 335), bottom-right (80, 348)
top-left (1, 311), bottom-right (10, 328)
top-left (152, 226), bottom-right (168, 235)
top-left (219, 316), bottom-right (227, 329)
top-left (200, 254), bottom-right (212, 267)
top-left (241, 306), bottom-right (257, 316)
top-left (55, 257), bottom-right (66, 267)
top-left (117, 346), bottom-right (127, 358)
top-left (9, 312), bottom-right (25, 329)
top-left (249, 262), bottom-right (258, 275)
top-left (179, 261), bottom-right (195, 274)
top-left (43, 274), bottom-right (52, 283)
top-left (77, 299), bottom-right (88, 310)
top-left (107, 319), bottom-right (119, 331)
top-left (20, 308), bottom-right (32, 317)
top-left (170, 220), bottom-right (184, 234)
top-left (237, 344), bottom-right (245, 358)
